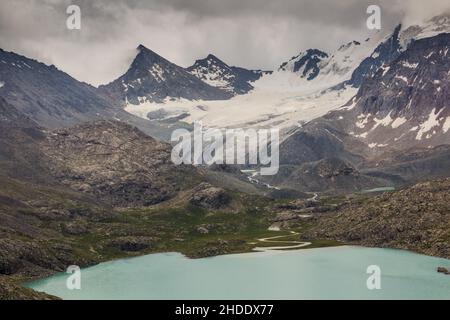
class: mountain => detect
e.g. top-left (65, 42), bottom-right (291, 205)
top-left (0, 48), bottom-right (112, 129)
top-left (0, 98), bottom-right (50, 181)
top-left (263, 32), bottom-right (450, 192)
top-left (279, 49), bottom-right (329, 80)
top-left (346, 15), bottom-right (450, 87)
top-left (345, 33), bottom-right (450, 150)
top-left (276, 29), bottom-right (403, 91)
top-left (400, 14), bottom-right (450, 48)
top-left (187, 54), bottom-right (269, 95)
top-left (99, 45), bottom-right (232, 106)
top-left (0, 47), bottom-right (190, 141)
top-left (347, 25), bottom-right (403, 87)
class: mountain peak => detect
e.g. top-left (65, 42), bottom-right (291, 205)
top-left (129, 45), bottom-right (170, 73)
top-left (187, 54), bottom-right (265, 95)
top-left (206, 53), bottom-right (220, 61)
top-left (279, 48), bottom-right (329, 80)
top-left (193, 54), bottom-right (229, 69)
top-left (100, 46), bottom-right (232, 104)
top-left (135, 44), bottom-right (162, 59)
top-left (136, 44), bottom-right (147, 51)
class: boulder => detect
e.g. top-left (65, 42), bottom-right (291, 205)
top-left (437, 267), bottom-right (449, 275)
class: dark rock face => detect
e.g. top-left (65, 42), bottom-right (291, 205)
top-left (357, 33), bottom-right (450, 116)
top-left (348, 25), bottom-right (403, 87)
top-left (279, 49), bottom-right (329, 80)
top-left (348, 33), bottom-right (450, 149)
top-left (190, 183), bottom-right (230, 209)
top-left (304, 179), bottom-right (450, 259)
top-left (100, 45), bottom-right (232, 105)
top-left (187, 54), bottom-right (269, 95)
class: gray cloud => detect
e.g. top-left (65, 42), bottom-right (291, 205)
top-left (0, 0), bottom-right (449, 86)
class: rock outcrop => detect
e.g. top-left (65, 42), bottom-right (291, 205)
top-left (190, 183), bottom-right (231, 209)
top-left (304, 179), bottom-right (450, 259)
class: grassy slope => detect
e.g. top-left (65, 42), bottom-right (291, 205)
top-left (0, 177), bottom-right (342, 299)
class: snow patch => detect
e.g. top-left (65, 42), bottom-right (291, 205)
top-left (395, 75), bottom-right (408, 83)
top-left (391, 117), bottom-right (407, 129)
top-left (416, 108), bottom-right (443, 140)
top-left (355, 132), bottom-right (369, 138)
top-left (371, 112), bottom-right (393, 131)
top-left (401, 61), bottom-right (419, 69)
top-left (443, 117), bottom-right (450, 133)
top-left (149, 64), bottom-right (165, 83)
top-left (0, 81), bottom-right (4, 89)
top-left (356, 113), bottom-right (371, 128)
top-left (381, 65), bottom-right (390, 76)
top-left (369, 143), bottom-right (388, 148)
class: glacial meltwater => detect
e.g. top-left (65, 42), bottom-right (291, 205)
top-left (26, 246), bottom-right (450, 300)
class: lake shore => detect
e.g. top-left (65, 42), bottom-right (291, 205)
top-left (25, 246), bottom-right (450, 300)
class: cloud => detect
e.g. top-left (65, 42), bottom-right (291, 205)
top-left (0, 0), bottom-right (448, 86)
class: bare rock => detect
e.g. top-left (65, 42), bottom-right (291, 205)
top-left (190, 183), bottom-right (230, 209)
top-left (437, 267), bottom-right (449, 275)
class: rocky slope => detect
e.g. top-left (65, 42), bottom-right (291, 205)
top-left (0, 96), bottom-right (203, 207)
top-left (0, 48), bottom-right (111, 129)
top-left (0, 109), bottom-right (261, 299)
top-left (39, 120), bottom-right (201, 207)
top-left (0, 98), bottom-right (53, 181)
top-left (347, 25), bottom-right (403, 87)
top-left (268, 32), bottom-right (450, 192)
top-left (304, 179), bottom-right (450, 259)
top-left (347, 33), bottom-right (450, 149)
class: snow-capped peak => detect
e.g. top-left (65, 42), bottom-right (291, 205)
top-left (187, 54), bottom-right (267, 95)
top-left (278, 49), bottom-right (329, 80)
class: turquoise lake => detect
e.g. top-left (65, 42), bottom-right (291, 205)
top-left (26, 246), bottom-right (450, 300)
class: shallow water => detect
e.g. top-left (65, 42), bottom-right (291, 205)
top-left (27, 246), bottom-right (450, 300)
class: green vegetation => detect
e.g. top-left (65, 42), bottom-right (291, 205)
top-left (71, 192), bottom-right (342, 261)
top-left (0, 175), bottom-right (346, 300)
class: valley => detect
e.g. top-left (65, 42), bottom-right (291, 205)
top-left (0, 10), bottom-right (450, 300)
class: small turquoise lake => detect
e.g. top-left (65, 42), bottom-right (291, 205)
top-left (26, 246), bottom-right (450, 300)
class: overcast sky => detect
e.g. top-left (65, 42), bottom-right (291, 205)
top-left (1, 0), bottom-right (449, 86)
